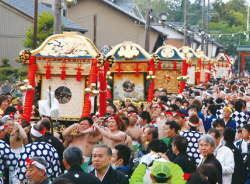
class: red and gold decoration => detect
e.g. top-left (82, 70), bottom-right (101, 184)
top-left (195, 67), bottom-right (201, 79)
top-left (21, 56), bottom-right (37, 123)
top-left (134, 63), bottom-right (141, 77)
top-left (164, 75), bottom-right (170, 82)
top-left (44, 60), bottom-right (54, 79)
top-left (60, 60), bottom-right (68, 80)
top-left (74, 61), bottom-right (84, 81)
top-left (147, 59), bottom-right (155, 103)
top-left (106, 71), bottom-right (113, 99)
top-left (178, 58), bottom-right (190, 94)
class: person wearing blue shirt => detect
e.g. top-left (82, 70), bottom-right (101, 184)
top-left (223, 107), bottom-right (236, 131)
top-left (204, 104), bottom-right (218, 133)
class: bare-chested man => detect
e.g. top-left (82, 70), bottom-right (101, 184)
top-left (125, 111), bottom-right (146, 150)
top-left (174, 109), bottom-right (189, 132)
top-left (157, 110), bottom-right (174, 139)
top-left (63, 117), bottom-right (100, 172)
top-left (9, 121), bottom-right (27, 183)
top-left (92, 115), bottom-right (127, 149)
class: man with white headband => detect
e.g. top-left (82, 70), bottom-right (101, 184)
top-left (26, 156), bottom-right (49, 184)
top-left (0, 121), bottom-right (17, 184)
top-left (16, 124), bottom-right (61, 183)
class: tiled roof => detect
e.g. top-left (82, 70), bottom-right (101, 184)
top-left (2, 0), bottom-right (88, 33)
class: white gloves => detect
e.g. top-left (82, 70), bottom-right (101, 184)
top-left (140, 152), bottom-right (153, 166)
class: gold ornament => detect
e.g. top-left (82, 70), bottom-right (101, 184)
top-left (185, 57), bottom-right (191, 64)
top-left (19, 50), bottom-right (31, 64)
top-left (195, 67), bottom-right (200, 73)
top-left (71, 127), bottom-right (78, 136)
top-left (118, 45), bottom-right (139, 59)
top-left (85, 83), bottom-right (99, 96)
top-left (106, 55), bottom-right (116, 67)
top-left (151, 54), bottom-right (160, 65)
top-left (146, 71), bottom-right (156, 79)
top-left (107, 85), bottom-right (111, 91)
top-left (96, 53), bottom-right (106, 68)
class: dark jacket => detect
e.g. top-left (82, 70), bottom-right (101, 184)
top-left (42, 132), bottom-right (65, 172)
top-left (201, 154), bottom-right (222, 184)
top-left (90, 166), bottom-right (129, 184)
top-left (116, 166), bottom-right (132, 179)
top-left (173, 152), bottom-right (197, 174)
top-left (58, 165), bottom-right (102, 184)
top-left (225, 142), bottom-right (245, 184)
top-left (167, 135), bottom-right (177, 162)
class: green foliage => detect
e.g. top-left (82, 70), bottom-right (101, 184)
top-left (23, 11), bottom-right (64, 49)
top-left (0, 58), bottom-right (28, 82)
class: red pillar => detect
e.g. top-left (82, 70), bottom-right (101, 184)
top-left (197, 59), bottom-right (201, 85)
top-left (242, 54), bottom-right (245, 76)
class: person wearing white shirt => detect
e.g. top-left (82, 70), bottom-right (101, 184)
top-left (235, 124), bottom-right (250, 161)
top-left (208, 129), bottom-right (235, 184)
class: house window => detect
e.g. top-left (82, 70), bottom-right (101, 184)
top-left (41, 3), bottom-right (52, 9)
top-left (63, 9), bottom-right (67, 17)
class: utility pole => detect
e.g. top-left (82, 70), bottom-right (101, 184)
top-left (247, 5), bottom-right (249, 41)
top-left (201, 0), bottom-right (205, 51)
top-left (54, 0), bottom-right (61, 34)
top-left (184, 0), bottom-right (188, 46)
top-left (33, 0), bottom-right (38, 49)
top-left (144, 0), bottom-right (151, 52)
top-left (93, 14), bottom-right (97, 45)
top-left (206, 0), bottom-right (209, 56)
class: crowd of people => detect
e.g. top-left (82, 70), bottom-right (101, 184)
top-left (0, 76), bottom-right (250, 184)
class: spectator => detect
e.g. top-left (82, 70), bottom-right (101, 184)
top-left (213, 119), bottom-right (225, 141)
top-left (39, 119), bottom-right (65, 173)
top-left (142, 126), bottom-right (158, 153)
top-left (198, 134), bottom-right (222, 184)
top-left (172, 135), bottom-right (197, 173)
top-left (232, 100), bottom-right (248, 129)
top-left (207, 129), bottom-right (234, 184)
top-left (174, 109), bottom-right (188, 131)
top-left (180, 114), bottom-right (203, 165)
top-left (58, 146), bottom-right (101, 184)
top-left (26, 157), bottom-right (49, 184)
top-left (111, 144), bottom-right (132, 179)
top-left (164, 121), bottom-right (181, 161)
top-left (107, 103), bottom-right (117, 114)
top-left (223, 127), bottom-right (245, 184)
top-left (204, 104), bottom-right (217, 132)
top-left (186, 172), bottom-right (209, 184)
top-left (197, 164), bottom-right (219, 184)
top-left (0, 95), bottom-right (9, 115)
top-left (16, 124), bottom-right (61, 182)
top-left (131, 152), bottom-right (186, 184)
top-left (138, 111), bottom-right (151, 131)
top-left (2, 80), bottom-right (11, 94)
top-left (90, 144), bottom-right (129, 184)
top-left (235, 124), bottom-right (250, 161)
top-left (222, 107), bottom-right (236, 131)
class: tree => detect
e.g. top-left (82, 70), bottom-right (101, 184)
top-left (23, 11), bottom-right (64, 49)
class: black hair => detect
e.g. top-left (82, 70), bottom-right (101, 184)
top-left (237, 127), bottom-right (243, 133)
top-left (187, 105), bottom-right (200, 113)
top-left (165, 121), bottom-right (181, 134)
top-left (154, 89), bottom-right (160, 93)
top-left (79, 117), bottom-right (94, 125)
top-left (197, 164), bottom-right (219, 184)
top-left (161, 89), bottom-right (168, 94)
top-left (194, 91), bottom-right (200, 96)
top-left (207, 128), bottom-right (221, 139)
top-left (146, 126), bottom-right (158, 139)
top-left (40, 119), bottom-right (51, 131)
top-left (173, 135), bottom-right (188, 153)
top-left (213, 119), bottom-right (225, 129)
top-left (175, 98), bottom-right (182, 104)
top-left (107, 103), bottom-right (117, 113)
top-left (235, 100), bottom-right (243, 111)
top-left (104, 113), bottom-right (111, 117)
top-left (122, 116), bottom-right (129, 127)
top-left (114, 144), bottom-right (131, 166)
top-left (216, 97), bottom-right (224, 104)
top-left (148, 139), bottom-right (168, 153)
top-left (139, 111), bottom-right (151, 123)
top-left (223, 127), bottom-right (235, 143)
top-left (182, 100), bottom-right (189, 106)
top-left (186, 172), bottom-right (210, 184)
top-left (4, 106), bottom-right (17, 116)
top-left (170, 104), bottom-right (180, 112)
top-left (243, 124), bottom-right (250, 133)
top-left (175, 109), bottom-right (186, 119)
top-left (158, 96), bottom-right (169, 103)
top-left (208, 104), bottom-right (217, 115)
top-left (107, 98), bottom-right (113, 104)
top-left (128, 104), bottom-right (138, 112)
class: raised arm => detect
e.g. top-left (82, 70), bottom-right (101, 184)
top-left (139, 129), bottom-right (147, 150)
top-left (94, 124), bottom-right (125, 141)
top-left (62, 124), bottom-right (77, 142)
